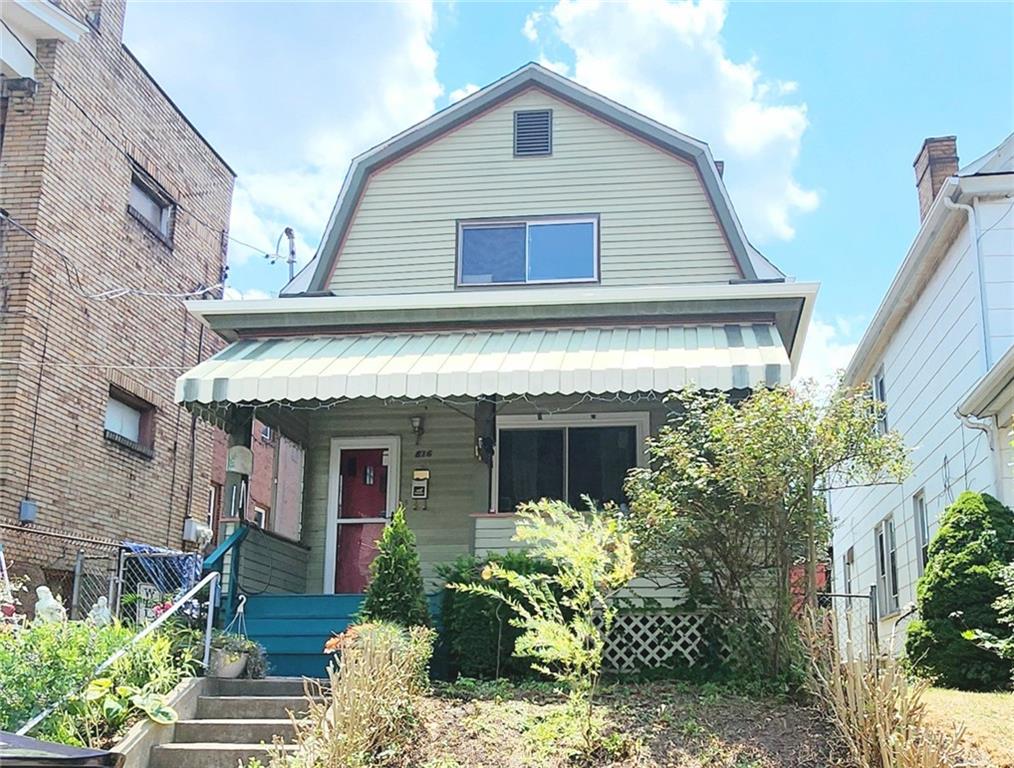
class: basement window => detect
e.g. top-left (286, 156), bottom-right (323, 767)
top-left (128, 169), bottom-right (175, 244)
top-left (514, 109), bottom-right (552, 156)
top-left (104, 386), bottom-right (155, 458)
top-left (458, 216), bottom-right (598, 286)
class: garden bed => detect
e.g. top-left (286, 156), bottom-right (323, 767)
top-left (408, 680), bottom-right (836, 767)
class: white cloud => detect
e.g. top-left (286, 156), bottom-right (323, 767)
top-left (535, 0), bottom-right (818, 243)
top-left (537, 56), bottom-right (570, 76)
top-left (125, 1), bottom-right (443, 275)
top-left (449, 83), bottom-right (480, 103)
top-left (223, 286), bottom-right (272, 301)
top-left (523, 11), bottom-right (542, 42)
top-left (795, 315), bottom-right (862, 389)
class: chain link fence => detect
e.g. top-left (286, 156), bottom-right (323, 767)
top-left (0, 523), bottom-right (120, 620)
top-left (0, 523), bottom-right (202, 625)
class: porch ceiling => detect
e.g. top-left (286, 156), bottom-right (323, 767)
top-left (175, 323), bottom-right (790, 406)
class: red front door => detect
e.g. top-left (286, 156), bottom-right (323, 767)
top-left (335, 448), bottom-right (388, 594)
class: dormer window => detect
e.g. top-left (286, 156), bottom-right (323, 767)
top-left (514, 110), bottom-right (552, 156)
top-left (457, 216), bottom-right (598, 286)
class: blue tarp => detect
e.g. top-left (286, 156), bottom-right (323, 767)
top-left (121, 541), bottom-right (201, 596)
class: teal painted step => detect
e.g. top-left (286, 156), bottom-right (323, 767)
top-left (244, 594), bottom-right (363, 678)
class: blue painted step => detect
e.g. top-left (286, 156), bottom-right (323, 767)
top-left (243, 594), bottom-right (364, 678)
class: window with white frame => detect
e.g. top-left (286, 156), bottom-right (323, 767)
top-left (495, 413), bottom-right (647, 513)
top-left (874, 516), bottom-right (899, 614)
top-left (128, 170), bottom-right (174, 240)
top-left (914, 490), bottom-right (930, 574)
top-left (260, 424), bottom-right (274, 442)
top-left (252, 506), bottom-right (267, 529)
top-left (872, 366), bottom-right (888, 434)
top-left (458, 216), bottom-right (598, 286)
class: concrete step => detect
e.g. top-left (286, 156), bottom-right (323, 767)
top-left (174, 718), bottom-right (297, 744)
top-left (211, 677), bottom-right (317, 697)
top-left (150, 742), bottom-right (297, 768)
top-left (196, 695), bottom-right (315, 720)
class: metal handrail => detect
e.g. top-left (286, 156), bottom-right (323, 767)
top-left (17, 570), bottom-right (221, 736)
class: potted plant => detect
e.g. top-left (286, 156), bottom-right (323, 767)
top-left (209, 631), bottom-right (268, 678)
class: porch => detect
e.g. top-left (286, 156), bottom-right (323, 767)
top-left (179, 322), bottom-right (791, 676)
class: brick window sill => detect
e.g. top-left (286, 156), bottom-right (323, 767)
top-left (104, 429), bottom-right (155, 460)
top-left (127, 205), bottom-right (174, 250)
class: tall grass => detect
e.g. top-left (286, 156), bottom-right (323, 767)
top-left (263, 622), bottom-right (434, 768)
top-left (802, 610), bottom-right (965, 768)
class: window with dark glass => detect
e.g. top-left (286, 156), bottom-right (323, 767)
top-left (497, 424), bottom-right (637, 512)
top-left (458, 217), bottom-right (597, 286)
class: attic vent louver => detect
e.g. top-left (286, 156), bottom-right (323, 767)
top-left (514, 110), bottom-right (552, 156)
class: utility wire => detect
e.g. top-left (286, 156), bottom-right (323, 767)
top-left (0, 18), bottom-right (280, 262)
top-left (0, 209), bottom-right (221, 301)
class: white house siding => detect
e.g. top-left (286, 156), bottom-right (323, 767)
top-left (830, 214), bottom-right (1000, 646)
top-left (328, 88), bottom-right (739, 295)
top-left (978, 197), bottom-right (1014, 366)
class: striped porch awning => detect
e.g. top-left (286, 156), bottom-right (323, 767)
top-left (175, 323), bottom-right (790, 405)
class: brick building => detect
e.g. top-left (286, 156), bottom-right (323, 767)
top-left (0, 0), bottom-right (234, 559)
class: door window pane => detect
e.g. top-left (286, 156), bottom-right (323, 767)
top-left (567, 426), bottom-right (636, 508)
top-left (460, 225), bottom-right (526, 284)
top-left (498, 429), bottom-right (564, 511)
top-left (527, 221), bottom-right (596, 281)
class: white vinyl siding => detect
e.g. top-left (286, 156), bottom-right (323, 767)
top-left (830, 204), bottom-right (1002, 647)
top-left (329, 89), bottom-right (738, 295)
top-left (977, 198), bottom-right (1014, 365)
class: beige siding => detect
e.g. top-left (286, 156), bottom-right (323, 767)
top-left (301, 395), bottom-right (679, 593)
top-left (329, 88), bottom-right (738, 295)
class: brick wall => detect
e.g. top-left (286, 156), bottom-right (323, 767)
top-left (0, 0), bottom-right (234, 549)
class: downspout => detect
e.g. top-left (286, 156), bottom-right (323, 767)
top-left (943, 193), bottom-right (991, 372)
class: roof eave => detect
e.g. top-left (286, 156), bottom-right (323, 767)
top-left (958, 345), bottom-right (1014, 419)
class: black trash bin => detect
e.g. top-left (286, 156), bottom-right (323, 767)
top-left (0, 731), bottom-right (124, 767)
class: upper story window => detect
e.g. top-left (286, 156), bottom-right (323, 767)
top-left (104, 386), bottom-right (155, 458)
top-left (514, 109), bottom-right (552, 156)
top-left (458, 216), bottom-right (598, 286)
top-left (872, 366), bottom-right (888, 434)
top-left (128, 169), bottom-right (175, 244)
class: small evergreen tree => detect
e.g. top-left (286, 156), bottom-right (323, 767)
top-left (905, 491), bottom-right (1014, 690)
top-left (360, 505), bottom-right (430, 627)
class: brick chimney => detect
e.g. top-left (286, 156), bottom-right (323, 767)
top-left (913, 136), bottom-right (958, 220)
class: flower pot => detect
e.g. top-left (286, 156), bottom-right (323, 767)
top-left (209, 648), bottom-right (248, 678)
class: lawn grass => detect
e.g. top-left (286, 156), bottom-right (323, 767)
top-left (921, 687), bottom-right (1014, 767)
top-left (409, 679), bottom-right (836, 767)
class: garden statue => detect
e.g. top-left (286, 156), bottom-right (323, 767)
top-left (87, 595), bottom-right (112, 626)
top-left (34, 585), bottom-right (67, 623)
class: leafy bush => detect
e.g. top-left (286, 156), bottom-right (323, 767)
top-left (436, 551), bottom-right (557, 679)
top-left (964, 563), bottom-right (1014, 682)
top-left (905, 491), bottom-right (1014, 690)
top-left (262, 621), bottom-right (435, 767)
top-left (450, 499), bottom-right (635, 759)
top-left (0, 620), bottom-right (199, 747)
top-left (360, 505), bottom-right (429, 627)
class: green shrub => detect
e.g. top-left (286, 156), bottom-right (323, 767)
top-left (905, 491), bottom-right (1014, 690)
top-left (360, 505), bottom-right (429, 627)
top-left (963, 563), bottom-right (1014, 682)
top-left (0, 620), bottom-right (200, 747)
top-left (437, 551), bottom-right (557, 679)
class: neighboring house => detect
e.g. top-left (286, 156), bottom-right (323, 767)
top-left (0, 0), bottom-right (234, 578)
top-left (208, 419), bottom-right (304, 543)
top-left (177, 63), bottom-right (817, 675)
top-left (829, 134), bottom-right (1014, 644)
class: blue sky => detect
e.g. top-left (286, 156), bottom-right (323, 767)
top-left (122, 0), bottom-right (1013, 381)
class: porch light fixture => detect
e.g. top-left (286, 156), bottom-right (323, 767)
top-left (410, 415), bottom-right (425, 444)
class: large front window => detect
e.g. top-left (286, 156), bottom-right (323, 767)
top-left (458, 216), bottom-right (598, 286)
top-left (495, 413), bottom-right (646, 512)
